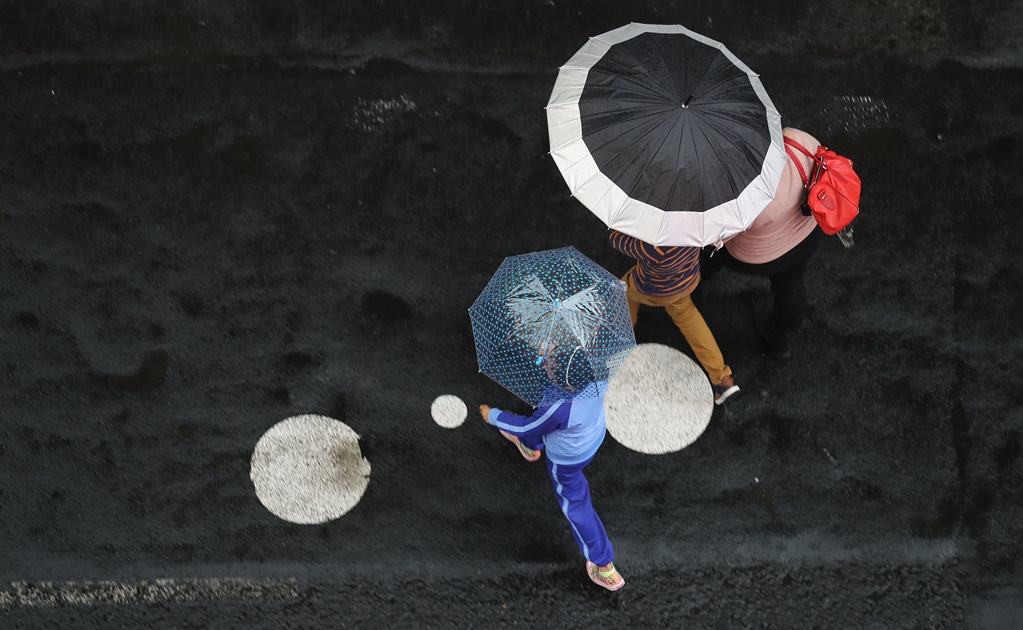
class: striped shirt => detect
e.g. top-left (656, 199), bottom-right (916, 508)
top-left (608, 230), bottom-right (701, 298)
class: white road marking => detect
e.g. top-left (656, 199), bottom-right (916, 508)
top-left (250, 414), bottom-right (371, 524)
top-left (604, 343), bottom-right (713, 454)
top-left (431, 394), bottom-right (468, 428)
top-left (0, 578), bottom-right (300, 610)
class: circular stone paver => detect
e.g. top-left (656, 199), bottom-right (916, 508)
top-left (250, 414), bottom-right (371, 524)
top-left (431, 395), bottom-right (468, 429)
top-left (604, 343), bottom-right (714, 454)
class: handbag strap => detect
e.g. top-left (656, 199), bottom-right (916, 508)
top-left (784, 136), bottom-right (815, 158)
top-left (784, 139), bottom-right (810, 187)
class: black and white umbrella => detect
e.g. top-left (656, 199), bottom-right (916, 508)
top-left (546, 23), bottom-right (786, 247)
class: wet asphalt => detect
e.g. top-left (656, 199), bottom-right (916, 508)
top-left (1, 1), bottom-right (1022, 627)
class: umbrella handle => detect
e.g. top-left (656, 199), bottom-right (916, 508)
top-left (536, 325), bottom-right (556, 365)
top-left (565, 345), bottom-right (581, 391)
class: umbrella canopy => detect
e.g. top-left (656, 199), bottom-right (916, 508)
top-left (469, 246), bottom-right (636, 408)
top-left (547, 23), bottom-right (787, 247)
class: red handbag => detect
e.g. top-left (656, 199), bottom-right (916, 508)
top-left (784, 137), bottom-right (861, 235)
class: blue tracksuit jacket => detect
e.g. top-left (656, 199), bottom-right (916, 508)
top-left (486, 381), bottom-right (609, 466)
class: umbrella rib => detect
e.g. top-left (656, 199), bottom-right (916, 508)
top-left (556, 111), bottom-right (677, 183)
top-left (589, 52), bottom-right (680, 102)
top-left (586, 70), bottom-right (678, 104)
top-left (622, 109), bottom-right (683, 206)
top-left (692, 111), bottom-right (765, 212)
top-left (566, 113), bottom-right (679, 209)
top-left (694, 110), bottom-right (768, 188)
top-left (607, 190), bottom-right (634, 225)
top-left (703, 59), bottom-right (752, 93)
top-left (698, 101), bottom-right (766, 121)
top-left (550, 109), bottom-right (670, 158)
top-left (663, 107), bottom-right (687, 212)
top-left (694, 79), bottom-right (766, 118)
top-left (700, 103), bottom-right (770, 130)
top-left (647, 34), bottom-right (685, 102)
top-left (687, 49), bottom-right (734, 101)
top-left (553, 100), bottom-right (681, 155)
top-left (538, 313), bottom-right (557, 352)
top-left (565, 311), bottom-right (617, 334)
top-left (583, 96), bottom-right (680, 111)
top-left (578, 101), bottom-right (681, 131)
top-left (569, 105), bottom-right (680, 150)
top-left (691, 119), bottom-right (719, 211)
top-left (693, 69), bottom-right (756, 100)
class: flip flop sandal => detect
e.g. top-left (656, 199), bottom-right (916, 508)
top-left (586, 561), bottom-right (625, 592)
top-left (499, 430), bottom-right (541, 462)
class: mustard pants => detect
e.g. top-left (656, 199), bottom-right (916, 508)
top-left (623, 269), bottom-right (731, 384)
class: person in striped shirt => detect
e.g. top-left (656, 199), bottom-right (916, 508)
top-left (609, 230), bottom-right (739, 404)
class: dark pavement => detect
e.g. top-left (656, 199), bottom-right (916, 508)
top-left (1, 1), bottom-right (1022, 627)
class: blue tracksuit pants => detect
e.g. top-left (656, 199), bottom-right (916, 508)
top-left (544, 453), bottom-right (614, 566)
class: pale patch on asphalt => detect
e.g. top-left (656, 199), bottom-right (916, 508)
top-left (250, 414), bottom-right (371, 524)
top-left (819, 95), bottom-right (892, 134)
top-left (604, 343), bottom-right (713, 454)
top-left (0, 578), bottom-right (300, 610)
top-left (431, 394), bottom-right (467, 428)
top-left (349, 95), bottom-right (417, 131)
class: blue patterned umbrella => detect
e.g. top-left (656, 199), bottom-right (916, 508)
top-left (469, 246), bottom-right (636, 407)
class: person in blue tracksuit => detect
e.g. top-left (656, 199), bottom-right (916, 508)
top-left (479, 379), bottom-right (625, 592)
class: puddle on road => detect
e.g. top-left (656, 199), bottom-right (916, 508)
top-left (91, 349), bottom-right (168, 392)
top-left (363, 290), bottom-right (413, 324)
